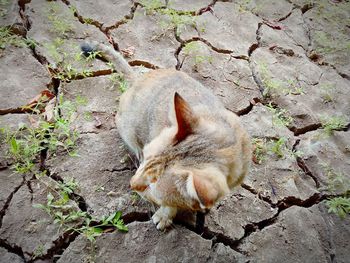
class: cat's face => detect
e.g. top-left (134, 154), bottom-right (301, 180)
top-left (129, 93), bottom-right (230, 210)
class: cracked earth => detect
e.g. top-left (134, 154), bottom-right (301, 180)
top-left (0, 0), bottom-right (349, 262)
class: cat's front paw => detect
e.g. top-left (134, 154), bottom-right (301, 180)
top-left (152, 206), bottom-right (177, 230)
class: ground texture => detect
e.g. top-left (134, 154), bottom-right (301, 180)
top-left (0, 0), bottom-right (349, 262)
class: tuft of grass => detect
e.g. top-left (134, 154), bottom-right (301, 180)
top-left (140, 0), bottom-right (164, 15)
top-left (0, 26), bottom-right (26, 49)
top-left (259, 63), bottom-right (284, 98)
top-left (325, 197), bottom-right (350, 219)
top-left (266, 103), bottom-right (293, 127)
top-left (34, 178), bottom-right (128, 243)
top-left (140, 0), bottom-right (199, 36)
top-left (46, 2), bottom-right (74, 36)
top-left (159, 8), bottom-right (196, 35)
top-left (182, 41), bottom-right (212, 68)
top-left (0, 0), bottom-right (9, 18)
top-left (109, 73), bottom-right (128, 93)
top-left (321, 164), bottom-right (350, 219)
top-left (44, 38), bottom-right (95, 82)
top-left (252, 138), bottom-right (267, 164)
top-left (268, 137), bottom-right (287, 159)
top-left (320, 115), bottom-right (348, 136)
top-left (319, 83), bottom-right (335, 103)
top-left (5, 95), bottom-right (81, 175)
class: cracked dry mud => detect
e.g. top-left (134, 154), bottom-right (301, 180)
top-left (0, 0), bottom-right (349, 262)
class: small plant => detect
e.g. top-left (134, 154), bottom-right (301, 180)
top-left (259, 63), bottom-right (284, 98)
top-left (0, 26), bottom-right (27, 49)
top-left (131, 192), bottom-right (141, 204)
top-left (321, 164), bottom-right (350, 219)
top-left (286, 79), bottom-right (305, 95)
top-left (46, 2), bottom-right (74, 36)
top-left (44, 39), bottom-right (94, 82)
top-left (109, 73), bottom-right (128, 93)
top-left (32, 244), bottom-right (45, 259)
top-left (182, 41), bottom-right (212, 67)
top-left (319, 83), bottom-right (335, 103)
top-left (322, 164), bottom-right (350, 194)
top-left (159, 9), bottom-right (196, 35)
top-left (34, 177), bottom-right (128, 244)
top-left (268, 137), bottom-right (287, 159)
top-left (252, 138), bottom-right (267, 164)
top-left (266, 103), bottom-right (293, 127)
top-left (140, 0), bottom-right (164, 15)
top-left (5, 96), bottom-right (81, 175)
top-left (0, 0), bottom-right (9, 18)
top-left (325, 197), bottom-right (350, 219)
top-left (140, 0), bottom-right (199, 36)
top-left (320, 115), bottom-right (347, 136)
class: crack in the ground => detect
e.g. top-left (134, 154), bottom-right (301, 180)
top-left (292, 139), bottom-right (320, 188)
top-left (129, 60), bottom-right (160, 69)
top-left (29, 230), bottom-right (79, 263)
top-left (104, 2), bottom-right (139, 33)
top-left (289, 122), bottom-right (322, 136)
top-left (0, 238), bottom-right (26, 262)
top-left (234, 102), bottom-right (254, 117)
top-left (197, 191), bottom-right (339, 255)
top-left (0, 174), bottom-right (26, 229)
top-left (31, 211), bottom-right (151, 262)
top-left (101, 167), bottom-right (135, 174)
top-left (174, 36), bottom-right (248, 70)
top-left (240, 183), bottom-right (274, 206)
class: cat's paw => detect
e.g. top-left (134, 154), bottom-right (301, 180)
top-left (152, 213), bottom-right (173, 230)
top-left (152, 206), bottom-right (177, 230)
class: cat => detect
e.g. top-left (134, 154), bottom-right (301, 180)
top-left (82, 42), bottom-right (252, 230)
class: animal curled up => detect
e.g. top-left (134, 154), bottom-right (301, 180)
top-left (82, 42), bottom-right (252, 230)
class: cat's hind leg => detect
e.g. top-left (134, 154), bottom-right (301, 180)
top-left (152, 206), bottom-right (177, 230)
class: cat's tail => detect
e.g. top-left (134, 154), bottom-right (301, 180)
top-left (81, 42), bottom-right (135, 82)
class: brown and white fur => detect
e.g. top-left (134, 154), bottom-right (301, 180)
top-left (89, 43), bottom-right (252, 230)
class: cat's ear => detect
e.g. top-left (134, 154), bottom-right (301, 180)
top-left (186, 173), bottom-right (218, 208)
top-left (174, 92), bottom-right (197, 142)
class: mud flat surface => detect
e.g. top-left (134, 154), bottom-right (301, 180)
top-left (0, 0), bottom-right (349, 262)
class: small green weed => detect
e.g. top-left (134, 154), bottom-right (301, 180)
top-left (32, 244), bottom-right (45, 259)
top-left (131, 192), bottom-right (141, 204)
top-left (322, 164), bottom-right (350, 194)
top-left (44, 38), bottom-right (94, 82)
top-left (268, 137), bottom-right (287, 159)
top-left (259, 63), bottom-right (284, 98)
top-left (34, 177), bottom-right (128, 244)
top-left (321, 164), bottom-right (350, 219)
top-left (159, 9), bottom-right (196, 35)
top-left (252, 138), bottom-right (267, 164)
top-left (0, 0), bottom-right (9, 18)
top-left (46, 2), bottom-right (73, 36)
top-left (140, 0), bottom-right (199, 36)
top-left (319, 83), bottom-right (335, 103)
top-left (286, 79), bottom-right (305, 95)
top-left (320, 115), bottom-right (347, 136)
top-left (266, 103), bottom-right (293, 127)
top-left (5, 96), bottom-right (81, 175)
top-left (252, 137), bottom-right (294, 164)
top-left (325, 197), bottom-right (350, 219)
top-left (140, 0), bottom-right (164, 15)
top-left (109, 73), bottom-right (128, 93)
top-left (35, 189), bottom-right (128, 242)
top-left (0, 26), bottom-right (26, 49)
top-left (182, 41), bottom-right (212, 67)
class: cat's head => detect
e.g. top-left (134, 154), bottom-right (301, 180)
top-left (130, 93), bottom-right (231, 210)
